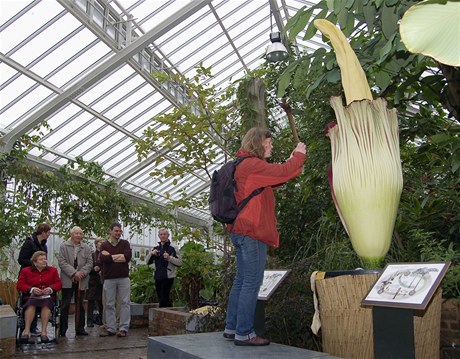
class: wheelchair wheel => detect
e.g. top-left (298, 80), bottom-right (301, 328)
top-left (16, 326), bottom-right (23, 346)
top-left (54, 324), bottom-right (60, 343)
top-left (15, 307), bottom-right (25, 346)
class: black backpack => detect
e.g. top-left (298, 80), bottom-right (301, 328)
top-left (209, 157), bottom-right (264, 224)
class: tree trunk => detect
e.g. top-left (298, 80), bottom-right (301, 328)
top-left (242, 78), bottom-right (267, 131)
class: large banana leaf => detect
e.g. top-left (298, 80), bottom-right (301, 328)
top-left (400, 0), bottom-right (460, 66)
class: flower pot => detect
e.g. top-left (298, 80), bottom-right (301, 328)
top-left (314, 270), bottom-right (442, 359)
top-left (0, 280), bottom-right (17, 307)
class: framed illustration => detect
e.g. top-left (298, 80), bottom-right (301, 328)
top-left (258, 269), bottom-right (290, 301)
top-left (362, 262), bottom-right (451, 310)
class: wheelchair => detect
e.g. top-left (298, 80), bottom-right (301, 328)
top-left (16, 292), bottom-right (60, 345)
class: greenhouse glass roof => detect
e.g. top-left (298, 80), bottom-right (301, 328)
top-left (0, 0), bottom-right (325, 227)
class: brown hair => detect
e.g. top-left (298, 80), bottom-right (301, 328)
top-left (35, 223), bottom-right (51, 235)
top-left (241, 127), bottom-right (272, 159)
top-left (31, 251), bottom-right (47, 264)
top-left (109, 222), bottom-right (122, 230)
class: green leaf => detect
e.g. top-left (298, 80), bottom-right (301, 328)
top-left (362, 2), bottom-right (376, 34)
top-left (326, 58), bottom-right (336, 70)
top-left (346, 0), bottom-right (356, 10)
top-left (277, 71), bottom-right (293, 98)
top-left (377, 33), bottom-right (396, 64)
top-left (286, 7), bottom-right (313, 41)
top-left (333, 0), bottom-right (345, 15)
top-left (374, 0), bottom-right (385, 9)
top-left (325, 10), bottom-right (338, 24)
top-left (306, 73), bottom-right (327, 98)
top-left (375, 70), bottom-right (391, 91)
top-left (400, 0), bottom-right (460, 66)
top-left (430, 133), bottom-right (450, 144)
top-left (344, 11), bottom-right (355, 36)
top-left (293, 58), bottom-right (311, 89)
top-left (326, 68), bottom-right (341, 83)
top-left (337, 5), bottom-right (349, 30)
top-left (304, 8), bottom-right (328, 40)
top-left (381, 3), bottom-right (398, 40)
top-left (452, 154), bottom-right (460, 174)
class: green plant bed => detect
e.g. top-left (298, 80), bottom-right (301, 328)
top-left (130, 264), bottom-right (156, 304)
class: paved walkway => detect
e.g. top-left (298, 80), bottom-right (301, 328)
top-left (14, 319), bottom-right (148, 359)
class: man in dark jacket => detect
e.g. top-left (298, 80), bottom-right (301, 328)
top-left (17, 222), bottom-right (52, 335)
top-left (18, 223), bottom-right (52, 271)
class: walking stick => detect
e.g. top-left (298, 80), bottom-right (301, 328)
top-left (280, 98), bottom-right (300, 143)
top-left (75, 279), bottom-right (81, 331)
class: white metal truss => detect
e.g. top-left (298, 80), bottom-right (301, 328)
top-left (0, 0), bottom-right (324, 229)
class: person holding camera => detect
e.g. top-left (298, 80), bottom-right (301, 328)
top-left (147, 228), bottom-right (182, 307)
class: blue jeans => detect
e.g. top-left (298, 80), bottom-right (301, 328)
top-left (225, 233), bottom-right (267, 340)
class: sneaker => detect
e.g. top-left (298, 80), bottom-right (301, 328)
top-left (99, 328), bottom-right (116, 337)
top-left (223, 332), bottom-right (235, 339)
top-left (117, 330), bottom-right (127, 337)
top-left (234, 336), bottom-right (270, 346)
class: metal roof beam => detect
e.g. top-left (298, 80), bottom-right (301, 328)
top-left (0, 0), bottom-right (212, 153)
top-left (57, 0), bottom-right (188, 109)
top-left (0, 53), bottom-right (138, 140)
top-left (116, 143), bottom-right (175, 185)
top-left (269, 0), bottom-right (286, 34)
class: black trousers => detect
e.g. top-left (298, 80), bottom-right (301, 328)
top-left (61, 283), bottom-right (86, 334)
top-left (87, 299), bottom-right (103, 324)
top-left (155, 278), bottom-right (174, 307)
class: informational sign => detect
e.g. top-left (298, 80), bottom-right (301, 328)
top-left (362, 262), bottom-right (450, 310)
top-left (257, 269), bottom-right (290, 301)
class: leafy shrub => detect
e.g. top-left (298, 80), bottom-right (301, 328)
top-left (130, 264), bottom-right (156, 304)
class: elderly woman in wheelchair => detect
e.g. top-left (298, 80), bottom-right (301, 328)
top-left (17, 251), bottom-right (62, 343)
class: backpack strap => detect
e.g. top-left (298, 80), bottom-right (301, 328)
top-left (237, 187), bottom-right (265, 210)
top-left (229, 156), bottom-right (265, 232)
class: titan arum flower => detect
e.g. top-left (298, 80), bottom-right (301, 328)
top-left (314, 19), bottom-right (403, 268)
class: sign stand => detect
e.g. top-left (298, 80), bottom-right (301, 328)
top-left (254, 300), bottom-right (266, 337)
top-left (254, 270), bottom-right (290, 336)
top-left (362, 262), bottom-right (451, 359)
top-left (372, 306), bottom-right (414, 359)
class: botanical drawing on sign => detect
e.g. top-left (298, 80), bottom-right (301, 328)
top-left (362, 262), bottom-right (450, 310)
top-left (258, 270), bottom-right (290, 301)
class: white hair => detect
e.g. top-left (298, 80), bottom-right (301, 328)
top-left (70, 226), bottom-right (83, 234)
top-left (158, 228), bottom-right (169, 235)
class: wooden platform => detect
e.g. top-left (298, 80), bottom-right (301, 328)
top-left (148, 332), bottom-right (342, 359)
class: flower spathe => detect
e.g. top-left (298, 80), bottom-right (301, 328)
top-left (327, 97), bottom-right (403, 268)
top-left (314, 19), bottom-right (404, 268)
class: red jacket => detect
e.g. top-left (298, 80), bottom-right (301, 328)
top-left (228, 148), bottom-right (306, 248)
top-left (17, 265), bottom-right (62, 300)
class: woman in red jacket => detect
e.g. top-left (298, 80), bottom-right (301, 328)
top-left (223, 127), bottom-right (306, 346)
top-left (17, 250), bottom-right (62, 343)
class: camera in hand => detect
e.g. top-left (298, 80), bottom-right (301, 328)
top-left (153, 246), bottom-right (161, 257)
